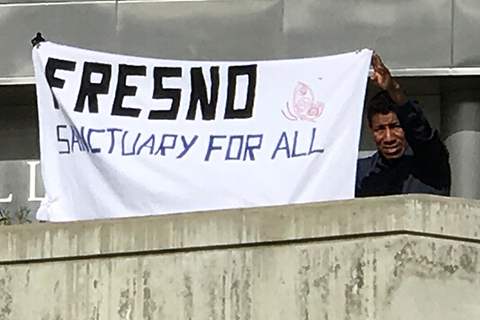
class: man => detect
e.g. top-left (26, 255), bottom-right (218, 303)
top-left (355, 53), bottom-right (451, 197)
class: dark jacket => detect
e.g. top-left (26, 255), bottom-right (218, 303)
top-left (356, 99), bottom-right (451, 197)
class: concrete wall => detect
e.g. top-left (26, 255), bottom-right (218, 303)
top-left (0, 194), bottom-right (479, 319)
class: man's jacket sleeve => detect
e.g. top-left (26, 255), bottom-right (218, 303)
top-left (395, 99), bottom-right (451, 193)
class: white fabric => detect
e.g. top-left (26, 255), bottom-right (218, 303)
top-left (32, 42), bottom-right (372, 222)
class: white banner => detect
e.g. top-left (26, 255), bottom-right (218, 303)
top-left (32, 42), bottom-right (371, 222)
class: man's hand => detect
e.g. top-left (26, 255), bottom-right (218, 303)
top-left (370, 52), bottom-right (396, 91)
top-left (370, 52), bottom-right (407, 104)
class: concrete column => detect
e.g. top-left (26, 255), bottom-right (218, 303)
top-left (441, 77), bottom-right (480, 199)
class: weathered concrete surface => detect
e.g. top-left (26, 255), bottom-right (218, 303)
top-left (0, 194), bottom-right (479, 319)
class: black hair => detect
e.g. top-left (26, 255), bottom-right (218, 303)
top-left (367, 90), bottom-right (396, 127)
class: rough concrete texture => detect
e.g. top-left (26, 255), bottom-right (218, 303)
top-left (0, 194), bottom-right (479, 319)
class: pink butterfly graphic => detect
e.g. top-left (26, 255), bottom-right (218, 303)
top-left (282, 82), bottom-right (324, 122)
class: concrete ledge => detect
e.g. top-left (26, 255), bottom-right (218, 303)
top-left (1, 194), bottom-right (479, 263)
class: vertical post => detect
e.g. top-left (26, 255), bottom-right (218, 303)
top-left (441, 77), bottom-right (480, 199)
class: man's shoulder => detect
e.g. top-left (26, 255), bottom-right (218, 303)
top-left (357, 151), bottom-right (379, 175)
top-left (358, 151), bottom-right (378, 164)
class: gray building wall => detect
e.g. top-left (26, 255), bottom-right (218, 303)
top-left (1, 0), bottom-right (480, 84)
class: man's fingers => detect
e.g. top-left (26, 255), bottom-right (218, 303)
top-left (372, 55), bottom-right (385, 74)
top-left (371, 53), bottom-right (378, 68)
top-left (373, 53), bottom-right (387, 71)
top-left (371, 52), bottom-right (392, 88)
top-left (374, 53), bottom-right (389, 74)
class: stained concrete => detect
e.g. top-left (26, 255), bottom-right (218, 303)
top-left (0, 194), bottom-right (479, 319)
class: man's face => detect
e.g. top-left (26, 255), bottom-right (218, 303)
top-left (370, 112), bottom-right (408, 160)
